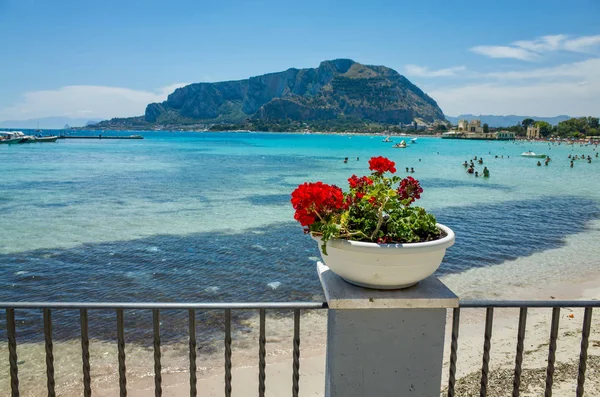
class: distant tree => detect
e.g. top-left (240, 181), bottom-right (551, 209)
top-left (587, 117), bottom-right (599, 129)
top-left (483, 123), bottom-right (489, 133)
top-left (535, 121), bottom-right (552, 137)
top-left (435, 124), bottom-right (448, 132)
top-left (521, 118), bottom-right (535, 128)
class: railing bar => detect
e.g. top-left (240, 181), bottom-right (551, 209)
top-left (447, 307), bottom-right (460, 397)
top-left (544, 307), bottom-right (560, 397)
top-left (292, 309), bottom-right (300, 397)
top-left (460, 300), bottom-right (600, 308)
top-left (479, 307), bottom-right (494, 397)
top-left (512, 307), bottom-right (528, 397)
top-left (153, 309), bottom-right (162, 397)
top-left (224, 309), bottom-right (232, 397)
top-left (6, 308), bottom-right (20, 397)
top-left (43, 308), bottom-right (56, 397)
top-left (0, 302), bottom-right (329, 310)
top-left (189, 309), bottom-right (197, 397)
top-left (80, 309), bottom-right (92, 397)
top-left (576, 308), bottom-right (593, 397)
top-left (117, 308), bottom-right (127, 397)
top-left (259, 308), bottom-right (266, 397)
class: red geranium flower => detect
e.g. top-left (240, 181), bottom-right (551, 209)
top-left (291, 182), bottom-right (344, 227)
top-left (397, 176), bottom-right (423, 205)
top-left (368, 156), bottom-right (396, 174)
top-left (348, 174), bottom-right (373, 189)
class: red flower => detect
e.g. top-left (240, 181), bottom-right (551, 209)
top-left (348, 174), bottom-right (374, 189)
top-left (368, 156), bottom-right (396, 174)
top-left (368, 196), bottom-right (378, 206)
top-left (291, 182), bottom-right (344, 227)
top-left (397, 176), bottom-right (423, 205)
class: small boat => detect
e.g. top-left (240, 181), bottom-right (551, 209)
top-left (411, 138), bottom-right (417, 144)
top-left (382, 136), bottom-right (393, 142)
top-left (521, 151), bottom-right (547, 158)
top-left (34, 136), bottom-right (59, 142)
top-left (393, 140), bottom-right (407, 148)
top-left (0, 131), bottom-right (25, 144)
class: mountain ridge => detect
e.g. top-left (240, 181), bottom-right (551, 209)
top-left (142, 59), bottom-right (445, 126)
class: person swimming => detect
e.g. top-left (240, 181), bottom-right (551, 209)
top-left (406, 167), bottom-right (409, 173)
top-left (344, 157), bottom-right (348, 163)
top-left (410, 167), bottom-right (415, 173)
top-left (475, 171), bottom-right (479, 177)
top-left (537, 161), bottom-right (542, 166)
top-left (463, 161), bottom-right (468, 167)
top-left (483, 167), bottom-right (490, 177)
top-left (478, 158), bottom-right (483, 164)
top-left (467, 167), bottom-right (474, 174)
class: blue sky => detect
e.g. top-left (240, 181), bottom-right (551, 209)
top-left (1, 0), bottom-right (599, 121)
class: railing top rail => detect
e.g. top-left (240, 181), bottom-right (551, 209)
top-left (0, 300), bottom-right (599, 309)
top-left (460, 300), bottom-right (600, 308)
top-left (0, 301), bottom-right (328, 310)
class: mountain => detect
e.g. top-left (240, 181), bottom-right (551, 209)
top-left (445, 114), bottom-right (571, 127)
top-left (0, 117), bottom-right (103, 129)
top-left (143, 59), bottom-right (445, 126)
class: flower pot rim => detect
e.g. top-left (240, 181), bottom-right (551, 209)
top-left (312, 223), bottom-right (455, 252)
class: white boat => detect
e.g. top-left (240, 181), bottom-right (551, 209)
top-left (411, 138), bottom-right (418, 144)
top-left (521, 151), bottom-right (547, 158)
top-left (393, 140), bottom-right (407, 148)
top-left (0, 131), bottom-right (25, 144)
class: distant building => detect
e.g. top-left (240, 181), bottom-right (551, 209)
top-left (441, 129), bottom-right (515, 141)
top-left (496, 131), bottom-right (516, 140)
top-left (458, 119), bottom-right (484, 133)
top-left (526, 125), bottom-right (541, 139)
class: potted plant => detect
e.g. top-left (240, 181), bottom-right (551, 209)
top-left (291, 156), bottom-right (454, 289)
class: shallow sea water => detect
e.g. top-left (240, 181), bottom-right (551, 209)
top-left (1, 131), bottom-right (599, 394)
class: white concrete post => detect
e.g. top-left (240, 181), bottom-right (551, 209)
top-left (318, 262), bottom-right (458, 397)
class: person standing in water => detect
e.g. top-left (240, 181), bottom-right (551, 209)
top-left (483, 167), bottom-right (490, 177)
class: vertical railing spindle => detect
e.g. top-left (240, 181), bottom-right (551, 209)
top-left (153, 309), bottom-right (162, 397)
top-left (292, 309), bottom-right (300, 397)
top-left (189, 309), bottom-right (197, 397)
top-left (259, 309), bottom-right (266, 397)
top-left (43, 308), bottom-right (56, 397)
top-left (80, 309), bottom-right (91, 397)
top-left (544, 308), bottom-right (560, 397)
top-left (512, 307), bottom-right (528, 397)
top-left (576, 308), bottom-right (593, 397)
top-left (479, 308), bottom-right (494, 397)
top-left (7, 308), bottom-right (19, 397)
top-left (117, 309), bottom-right (127, 397)
top-left (224, 309), bottom-right (232, 397)
top-left (448, 308), bottom-right (460, 397)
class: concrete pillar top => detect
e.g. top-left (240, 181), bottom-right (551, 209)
top-left (317, 261), bottom-right (459, 309)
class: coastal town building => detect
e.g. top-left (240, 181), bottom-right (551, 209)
top-left (527, 125), bottom-right (541, 139)
top-left (458, 119), bottom-right (483, 133)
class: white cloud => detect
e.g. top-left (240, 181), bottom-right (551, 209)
top-left (404, 65), bottom-right (466, 77)
top-left (0, 83), bottom-right (189, 121)
top-left (563, 35), bottom-right (600, 52)
top-left (429, 58), bottom-right (600, 116)
top-left (470, 45), bottom-right (537, 61)
top-left (471, 34), bottom-right (600, 61)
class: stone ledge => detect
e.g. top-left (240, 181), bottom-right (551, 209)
top-left (318, 261), bottom-right (459, 309)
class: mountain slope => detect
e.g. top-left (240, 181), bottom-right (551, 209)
top-left (144, 59), bottom-right (445, 125)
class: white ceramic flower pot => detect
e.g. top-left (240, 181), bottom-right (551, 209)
top-left (313, 224), bottom-right (455, 289)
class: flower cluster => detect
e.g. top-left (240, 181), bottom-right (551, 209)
top-left (291, 156), bottom-right (440, 253)
top-left (397, 176), bottom-right (423, 205)
top-left (291, 182), bottom-right (344, 227)
top-left (368, 156), bottom-right (397, 174)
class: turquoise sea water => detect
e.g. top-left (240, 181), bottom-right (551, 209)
top-left (1, 131), bottom-right (600, 341)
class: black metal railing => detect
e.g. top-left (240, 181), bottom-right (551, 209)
top-left (448, 300), bottom-right (600, 397)
top-left (0, 302), bottom-right (327, 397)
top-left (2, 299), bottom-right (598, 397)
